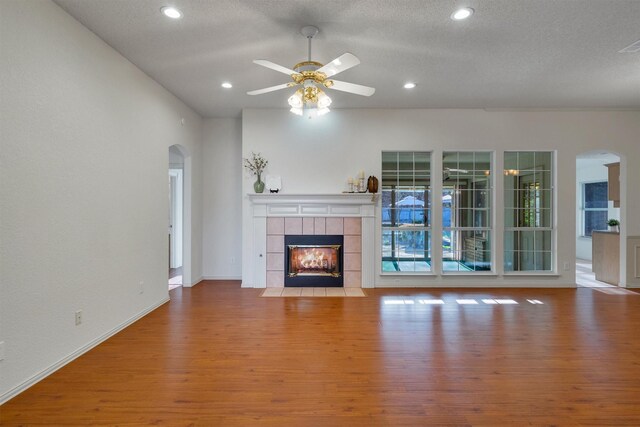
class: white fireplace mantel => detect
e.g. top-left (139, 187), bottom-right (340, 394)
top-left (247, 193), bottom-right (377, 218)
top-left (245, 193), bottom-right (377, 288)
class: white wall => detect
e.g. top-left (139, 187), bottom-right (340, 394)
top-left (575, 157), bottom-right (620, 260)
top-left (0, 0), bottom-right (203, 402)
top-left (201, 118), bottom-right (243, 279)
top-left (241, 109), bottom-right (640, 288)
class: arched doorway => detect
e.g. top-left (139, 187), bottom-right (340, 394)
top-left (168, 144), bottom-right (192, 289)
top-left (575, 150), bottom-right (623, 287)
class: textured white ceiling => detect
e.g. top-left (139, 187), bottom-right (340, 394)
top-left (54, 0), bottom-right (640, 118)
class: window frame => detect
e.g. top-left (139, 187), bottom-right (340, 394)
top-left (441, 151), bottom-right (494, 274)
top-left (503, 151), bottom-right (556, 274)
top-left (581, 180), bottom-right (608, 238)
top-left (380, 151), bottom-right (433, 275)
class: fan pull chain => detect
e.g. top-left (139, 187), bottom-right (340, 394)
top-left (307, 36), bottom-right (312, 61)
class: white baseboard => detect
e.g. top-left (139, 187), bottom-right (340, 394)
top-left (182, 276), bottom-right (203, 287)
top-left (201, 276), bottom-right (242, 281)
top-left (0, 297), bottom-right (170, 405)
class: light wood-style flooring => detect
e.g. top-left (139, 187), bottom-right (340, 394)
top-left (2, 281), bottom-right (640, 426)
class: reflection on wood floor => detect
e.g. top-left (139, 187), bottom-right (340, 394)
top-left (2, 281), bottom-right (640, 426)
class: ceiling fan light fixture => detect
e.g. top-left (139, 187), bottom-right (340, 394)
top-left (288, 90), bottom-right (304, 108)
top-left (304, 108), bottom-right (321, 120)
top-left (404, 82), bottom-right (416, 89)
top-left (317, 90), bottom-right (332, 109)
top-left (249, 25), bottom-right (375, 117)
top-left (303, 86), bottom-right (319, 103)
top-left (451, 7), bottom-right (474, 20)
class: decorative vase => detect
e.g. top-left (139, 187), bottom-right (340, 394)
top-left (367, 176), bottom-right (379, 193)
top-left (254, 174), bottom-right (265, 193)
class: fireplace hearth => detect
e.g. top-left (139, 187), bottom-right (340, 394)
top-left (285, 235), bottom-right (344, 287)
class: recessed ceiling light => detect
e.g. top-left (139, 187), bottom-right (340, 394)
top-left (451, 7), bottom-right (474, 20)
top-left (404, 82), bottom-right (416, 89)
top-left (221, 82), bottom-right (233, 89)
top-left (161, 6), bottom-right (182, 19)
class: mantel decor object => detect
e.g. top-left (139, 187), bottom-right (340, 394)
top-left (254, 174), bottom-right (265, 193)
top-left (244, 152), bottom-right (268, 194)
top-left (367, 175), bottom-right (379, 193)
top-left (266, 175), bottom-right (282, 193)
top-left (357, 170), bottom-right (366, 192)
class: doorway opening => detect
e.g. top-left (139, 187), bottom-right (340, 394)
top-left (169, 145), bottom-right (184, 290)
top-left (575, 151), bottom-right (621, 288)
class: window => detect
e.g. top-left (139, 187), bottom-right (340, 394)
top-left (504, 151), bottom-right (554, 272)
top-left (381, 152), bottom-right (431, 272)
top-left (442, 151), bottom-right (492, 272)
top-left (582, 182), bottom-right (608, 237)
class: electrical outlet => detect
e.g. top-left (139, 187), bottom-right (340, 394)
top-left (75, 310), bottom-right (82, 326)
top-left (563, 262), bottom-right (570, 271)
top-left (139, 281), bottom-right (144, 294)
top-left (0, 341), bottom-right (5, 361)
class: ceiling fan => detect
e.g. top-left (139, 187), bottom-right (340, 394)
top-left (247, 26), bottom-right (375, 117)
top-left (443, 167), bottom-right (469, 181)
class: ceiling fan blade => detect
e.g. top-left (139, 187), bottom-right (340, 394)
top-left (247, 83), bottom-right (294, 96)
top-left (326, 79), bottom-right (375, 96)
top-left (253, 59), bottom-right (300, 76)
top-left (317, 53), bottom-right (360, 78)
top-left (445, 168), bottom-right (469, 173)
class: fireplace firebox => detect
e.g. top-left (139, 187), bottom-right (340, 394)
top-left (284, 235), bottom-right (344, 287)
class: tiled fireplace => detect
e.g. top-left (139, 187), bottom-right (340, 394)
top-left (284, 234), bottom-right (344, 287)
top-left (268, 217), bottom-right (359, 287)
top-left (246, 194), bottom-right (376, 288)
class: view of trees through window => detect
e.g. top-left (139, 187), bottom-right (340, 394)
top-left (381, 152), bottom-right (431, 272)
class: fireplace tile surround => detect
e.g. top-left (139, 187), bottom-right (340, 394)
top-left (268, 217), bottom-right (358, 287)
top-left (247, 193), bottom-right (376, 288)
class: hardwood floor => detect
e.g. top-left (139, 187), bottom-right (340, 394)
top-left (3, 281), bottom-right (640, 426)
